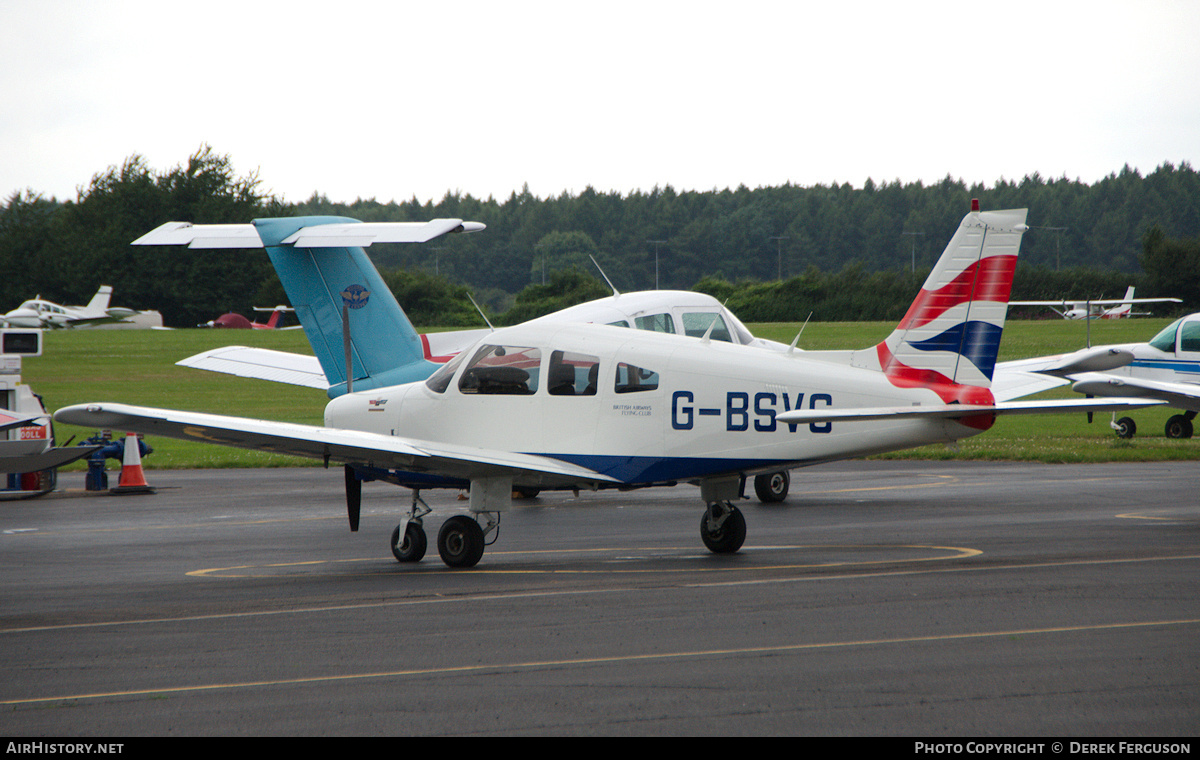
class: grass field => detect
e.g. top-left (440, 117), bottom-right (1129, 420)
top-left (18, 318), bottom-right (1199, 470)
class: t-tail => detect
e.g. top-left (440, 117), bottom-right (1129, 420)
top-left (875, 201), bottom-right (1027, 407)
top-left (254, 217), bottom-right (441, 396)
top-left (133, 215), bottom-right (485, 397)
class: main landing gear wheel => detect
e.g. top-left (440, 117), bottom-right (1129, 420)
top-left (391, 521), bottom-right (427, 563)
top-left (700, 502), bottom-right (746, 554)
top-left (437, 515), bottom-right (486, 568)
top-left (754, 471), bottom-right (790, 503)
top-left (1165, 414), bottom-right (1194, 439)
top-left (1114, 416), bottom-right (1137, 439)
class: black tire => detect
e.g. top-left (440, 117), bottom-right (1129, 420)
top-left (1115, 417), bottom-right (1136, 439)
top-left (700, 504), bottom-right (746, 554)
top-left (1165, 415), bottom-right (1194, 439)
top-left (437, 515), bottom-right (485, 568)
top-left (513, 487), bottom-right (541, 499)
top-left (390, 522), bottom-right (427, 563)
top-left (754, 471), bottom-right (789, 503)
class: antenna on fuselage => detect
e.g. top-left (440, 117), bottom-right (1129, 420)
top-left (467, 292), bottom-right (495, 331)
top-left (788, 312), bottom-right (813, 354)
top-left (590, 255), bottom-right (620, 297)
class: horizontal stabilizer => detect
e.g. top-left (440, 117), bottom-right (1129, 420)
top-left (775, 397), bottom-right (1165, 425)
top-left (133, 219), bottom-right (485, 249)
top-left (176, 346), bottom-right (329, 390)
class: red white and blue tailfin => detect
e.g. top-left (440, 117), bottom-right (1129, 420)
top-left (874, 202), bottom-right (1028, 406)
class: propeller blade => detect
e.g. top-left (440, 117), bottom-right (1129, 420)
top-left (345, 465), bottom-right (361, 532)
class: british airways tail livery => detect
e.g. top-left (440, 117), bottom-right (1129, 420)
top-left (56, 204), bottom-right (1161, 568)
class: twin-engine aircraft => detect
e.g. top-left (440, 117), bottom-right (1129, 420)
top-left (1, 286), bottom-right (141, 329)
top-left (55, 204), bottom-right (1160, 568)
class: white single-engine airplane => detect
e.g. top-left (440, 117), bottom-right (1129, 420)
top-left (1010, 286), bottom-right (1180, 320)
top-left (997, 312), bottom-right (1200, 439)
top-left (55, 204), bottom-right (1162, 568)
top-left (1, 286), bottom-right (141, 329)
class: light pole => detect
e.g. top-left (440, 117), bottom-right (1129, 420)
top-left (769, 236), bottom-right (789, 280)
top-left (646, 240), bottom-right (666, 289)
top-left (902, 231), bottom-right (925, 273)
top-left (1029, 225), bottom-right (1068, 269)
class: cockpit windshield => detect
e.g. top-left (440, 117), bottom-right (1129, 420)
top-left (1149, 318), bottom-right (1183, 352)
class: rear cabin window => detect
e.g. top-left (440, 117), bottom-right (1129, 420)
top-left (615, 363), bottom-right (659, 393)
top-left (1181, 322), bottom-right (1200, 353)
top-left (634, 313), bottom-right (675, 334)
top-left (458, 345), bottom-right (542, 395)
top-left (682, 312), bottom-right (732, 342)
top-left (546, 350), bottom-right (601, 396)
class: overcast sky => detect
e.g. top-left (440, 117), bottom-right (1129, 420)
top-left (3, 1), bottom-right (1198, 206)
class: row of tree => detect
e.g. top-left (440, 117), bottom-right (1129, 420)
top-left (2, 147), bottom-right (1198, 327)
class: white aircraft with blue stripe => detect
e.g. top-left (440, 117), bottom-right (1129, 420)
top-left (998, 313), bottom-right (1200, 439)
top-left (54, 203), bottom-right (1160, 568)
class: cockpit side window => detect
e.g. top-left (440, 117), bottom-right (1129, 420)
top-left (634, 313), bottom-right (675, 334)
top-left (547, 350), bottom-right (600, 396)
top-left (1149, 318), bottom-right (1182, 352)
top-left (458, 345), bottom-right (542, 395)
top-left (615, 362), bottom-right (659, 393)
top-left (682, 312), bottom-right (732, 342)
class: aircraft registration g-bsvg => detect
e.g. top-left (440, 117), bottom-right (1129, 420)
top-left (55, 203), bottom-right (1161, 568)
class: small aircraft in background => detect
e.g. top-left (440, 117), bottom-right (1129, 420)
top-left (997, 311), bottom-right (1200, 439)
top-left (1010, 287), bottom-right (1180, 320)
top-left (55, 204), bottom-right (1160, 569)
top-left (200, 305), bottom-right (300, 330)
top-left (1, 286), bottom-right (141, 329)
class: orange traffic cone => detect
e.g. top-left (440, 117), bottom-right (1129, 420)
top-left (110, 432), bottom-right (155, 495)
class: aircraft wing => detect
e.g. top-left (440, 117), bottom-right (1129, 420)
top-left (989, 369), bottom-right (1071, 402)
top-left (989, 347), bottom-right (1137, 402)
top-left (1070, 373), bottom-right (1200, 414)
top-left (53, 403), bottom-right (619, 486)
top-left (134, 219), bottom-right (485, 249)
top-left (0, 410), bottom-right (47, 432)
top-left (776, 397), bottom-right (1165, 425)
top-left (0, 445), bottom-right (101, 472)
top-left (176, 346), bottom-right (329, 390)
top-left (998, 346), bottom-right (1135, 377)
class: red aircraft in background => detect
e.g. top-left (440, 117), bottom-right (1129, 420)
top-left (201, 306), bottom-right (298, 330)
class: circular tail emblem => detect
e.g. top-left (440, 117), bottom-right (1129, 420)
top-left (341, 284), bottom-right (370, 309)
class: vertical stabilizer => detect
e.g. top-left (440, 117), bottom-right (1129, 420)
top-left (253, 217), bottom-right (436, 397)
top-left (875, 204), bottom-right (1027, 404)
top-left (84, 286), bottom-right (113, 315)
